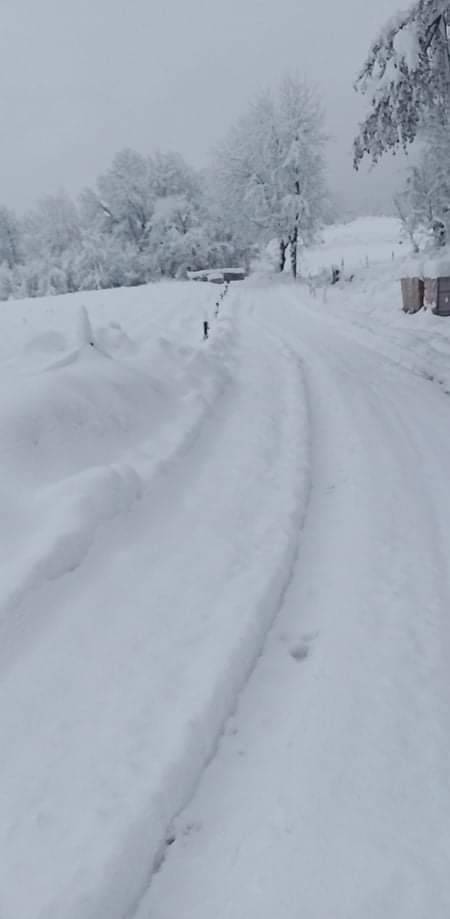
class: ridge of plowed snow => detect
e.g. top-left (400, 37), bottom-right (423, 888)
top-left (0, 301), bottom-right (234, 642)
top-left (0, 292), bottom-right (310, 919)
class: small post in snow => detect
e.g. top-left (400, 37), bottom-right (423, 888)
top-left (77, 305), bottom-right (95, 348)
top-left (203, 320), bottom-right (209, 340)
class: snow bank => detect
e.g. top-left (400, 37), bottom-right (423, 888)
top-left (0, 285), bottom-right (310, 919)
top-left (0, 286), bottom-right (235, 635)
top-left (24, 330), bottom-right (68, 355)
top-left (0, 279), bottom-right (215, 366)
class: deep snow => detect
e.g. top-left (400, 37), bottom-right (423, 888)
top-left (137, 284), bottom-right (450, 919)
top-left (135, 224), bottom-right (450, 919)
top-left (3, 218), bottom-right (450, 919)
top-left (0, 279), bottom-right (309, 919)
top-left (0, 283), bottom-right (234, 653)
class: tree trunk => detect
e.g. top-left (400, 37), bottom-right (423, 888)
top-left (290, 176), bottom-right (301, 279)
top-left (290, 226), bottom-right (298, 279)
top-left (433, 219), bottom-right (446, 247)
top-left (279, 239), bottom-right (288, 272)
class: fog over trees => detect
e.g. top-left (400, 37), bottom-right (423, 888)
top-left (0, 77), bottom-right (329, 299)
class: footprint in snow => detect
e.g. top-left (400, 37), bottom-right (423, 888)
top-left (182, 820), bottom-right (202, 838)
top-left (289, 641), bottom-right (310, 662)
top-left (288, 631), bottom-right (318, 663)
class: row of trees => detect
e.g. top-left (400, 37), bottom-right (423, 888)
top-left (0, 151), bottom-right (244, 300)
top-left (0, 76), bottom-right (329, 300)
top-left (354, 0), bottom-right (450, 247)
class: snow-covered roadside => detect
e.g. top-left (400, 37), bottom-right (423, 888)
top-left (291, 276), bottom-right (450, 390)
top-left (0, 289), bottom-right (234, 646)
top-left (0, 281), bottom-right (217, 366)
top-left (135, 283), bottom-right (450, 919)
top-left (0, 292), bottom-right (310, 919)
top-left (294, 217), bottom-right (450, 391)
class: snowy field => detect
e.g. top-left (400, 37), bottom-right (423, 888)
top-left (300, 216), bottom-right (450, 390)
top-left (302, 215), bottom-right (407, 276)
top-left (3, 219), bottom-right (450, 919)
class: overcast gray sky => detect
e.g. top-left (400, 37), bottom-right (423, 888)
top-left (0, 0), bottom-right (406, 213)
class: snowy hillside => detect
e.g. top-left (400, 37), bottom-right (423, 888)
top-left (300, 217), bottom-right (450, 392)
top-left (2, 219), bottom-right (450, 919)
top-left (302, 216), bottom-right (407, 276)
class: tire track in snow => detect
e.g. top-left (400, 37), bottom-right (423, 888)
top-left (135, 288), bottom-right (450, 919)
top-left (0, 299), bottom-right (311, 919)
top-left (129, 314), bottom-right (313, 911)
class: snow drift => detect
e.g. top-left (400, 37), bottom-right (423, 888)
top-left (0, 280), bottom-right (311, 919)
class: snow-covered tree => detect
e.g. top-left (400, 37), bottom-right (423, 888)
top-left (394, 187), bottom-right (422, 251)
top-left (212, 77), bottom-right (327, 276)
top-left (393, 115), bottom-right (450, 245)
top-left (150, 151), bottom-right (202, 202)
top-left (88, 148), bottom-right (154, 251)
top-left (22, 191), bottom-right (81, 261)
top-left (278, 77), bottom-right (327, 277)
top-left (78, 149), bottom-right (209, 283)
top-left (0, 206), bottom-right (22, 269)
top-left (354, 0), bottom-right (450, 168)
top-left (0, 263), bottom-right (14, 299)
top-left (148, 195), bottom-right (200, 277)
top-left (11, 191), bottom-right (83, 295)
top-left (213, 92), bottom-right (278, 242)
top-left (2, 100), bottom-right (318, 299)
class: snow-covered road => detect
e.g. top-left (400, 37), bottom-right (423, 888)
top-left (3, 276), bottom-right (450, 919)
top-left (136, 286), bottom-right (450, 919)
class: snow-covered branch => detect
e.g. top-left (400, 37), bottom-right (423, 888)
top-left (354, 0), bottom-right (450, 167)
